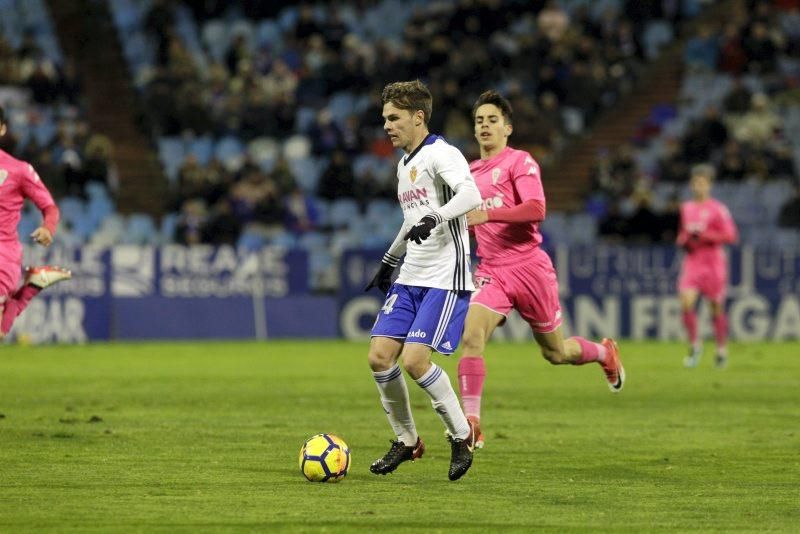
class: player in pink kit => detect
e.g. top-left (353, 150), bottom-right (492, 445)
top-left (457, 91), bottom-right (625, 447)
top-left (0, 106), bottom-right (71, 341)
top-left (677, 164), bottom-right (738, 368)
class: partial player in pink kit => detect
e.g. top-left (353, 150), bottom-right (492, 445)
top-left (677, 164), bottom-right (738, 368)
top-left (457, 91), bottom-right (625, 448)
top-left (0, 106), bottom-right (71, 340)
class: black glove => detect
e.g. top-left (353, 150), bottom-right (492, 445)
top-left (365, 261), bottom-right (395, 294)
top-left (403, 215), bottom-right (438, 245)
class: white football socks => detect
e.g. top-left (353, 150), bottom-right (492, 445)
top-left (373, 364), bottom-right (418, 446)
top-left (416, 364), bottom-right (470, 440)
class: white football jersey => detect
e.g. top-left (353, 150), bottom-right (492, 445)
top-left (393, 135), bottom-right (476, 292)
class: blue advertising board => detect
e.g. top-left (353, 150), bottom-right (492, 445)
top-left (339, 245), bottom-right (800, 342)
top-left (12, 245), bottom-right (337, 342)
top-left (8, 244), bottom-right (798, 343)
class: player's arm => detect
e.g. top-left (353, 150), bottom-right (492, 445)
top-left (430, 147), bottom-right (481, 222)
top-left (469, 199), bottom-right (546, 226)
top-left (469, 151), bottom-right (546, 227)
top-left (21, 164), bottom-right (59, 247)
top-left (404, 147), bottom-right (480, 244)
top-left (676, 206), bottom-right (690, 247)
top-left (699, 205), bottom-right (739, 245)
top-left (366, 223), bottom-right (409, 293)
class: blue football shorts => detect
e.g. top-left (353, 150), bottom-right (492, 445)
top-left (370, 283), bottom-right (470, 355)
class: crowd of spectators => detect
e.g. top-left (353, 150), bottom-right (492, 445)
top-left (589, 0), bottom-right (800, 242)
top-left (0, 29), bottom-right (116, 203)
top-left (128, 0), bottom-right (703, 245)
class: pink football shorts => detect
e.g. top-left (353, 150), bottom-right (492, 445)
top-left (470, 248), bottom-right (562, 334)
top-left (678, 260), bottom-right (727, 303)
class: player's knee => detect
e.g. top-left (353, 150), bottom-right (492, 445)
top-left (367, 349), bottom-right (395, 372)
top-left (400, 357), bottom-right (427, 380)
top-left (541, 346), bottom-right (567, 365)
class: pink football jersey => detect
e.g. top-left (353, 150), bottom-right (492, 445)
top-left (0, 149), bottom-right (56, 261)
top-left (678, 197), bottom-right (738, 271)
top-left (469, 146), bottom-right (545, 264)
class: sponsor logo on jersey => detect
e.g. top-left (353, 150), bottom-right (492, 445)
top-left (407, 328), bottom-right (427, 339)
top-left (441, 340), bottom-right (453, 350)
top-left (480, 193), bottom-right (504, 210)
top-left (398, 188), bottom-right (429, 203)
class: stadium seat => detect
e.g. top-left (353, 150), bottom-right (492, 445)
top-left (289, 158), bottom-right (322, 193)
top-left (125, 213), bottom-right (158, 245)
top-left (188, 136), bottom-right (214, 166)
top-left (237, 230), bottom-right (267, 251)
top-left (58, 196), bottom-right (85, 225)
top-left (158, 137), bottom-right (186, 182)
top-left (329, 199), bottom-right (360, 229)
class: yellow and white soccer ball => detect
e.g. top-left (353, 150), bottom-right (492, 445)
top-left (299, 433), bottom-right (351, 482)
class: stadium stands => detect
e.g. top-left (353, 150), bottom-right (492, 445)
top-left (3, 0), bottom-right (799, 291)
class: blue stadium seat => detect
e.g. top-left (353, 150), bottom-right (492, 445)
top-left (201, 20), bottom-right (230, 62)
top-left (188, 136), bottom-right (214, 165)
top-left (256, 19), bottom-right (282, 47)
top-left (329, 199), bottom-right (360, 228)
top-left (58, 196), bottom-right (85, 225)
top-left (125, 213), bottom-right (158, 245)
top-left (159, 212), bottom-right (179, 244)
top-left (87, 194), bottom-right (115, 227)
top-left (158, 137), bottom-right (185, 182)
top-left (298, 231), bottom-right (329, 252)
top-left (269, 231), bottom-right (297, 248)
top-left (237, 230), bottom-right (267, 251)
top-left (215, 135), bottom-right (245, 162)
top-left (289, 158), bottom-right (321, 193)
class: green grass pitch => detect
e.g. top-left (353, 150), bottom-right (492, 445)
top-left (1, 340), bottom-right (799, 532)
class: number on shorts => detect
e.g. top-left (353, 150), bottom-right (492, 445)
top-left (381, 293), bottom-right (398, 315)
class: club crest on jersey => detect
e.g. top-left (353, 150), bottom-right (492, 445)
top-left (492, 168), bottom-right (501, 185)
top-left (409, 166), bottom-right (418, 183)
top-left (0, 169), bottom-right (7, 186)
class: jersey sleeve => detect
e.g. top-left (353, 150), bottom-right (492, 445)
top-left (20, 164), bottom-right (56, 212)
top-left (430, 145), bottom-right (481, 223)
top-left (511, 152), bottom-right (545, 203)
top-left (702, 202), bottom-right (738, 245)
top-left (676, 204), bottom-right (690, 246)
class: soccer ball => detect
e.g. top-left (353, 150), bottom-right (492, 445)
top-left (299, 433), bottom-right (351, 482)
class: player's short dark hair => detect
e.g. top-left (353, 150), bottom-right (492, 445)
top-left (691, 163), bottom-right (716, 181)
top-left (381, 80), bottom-right (433, 125)
top-left (472, 90), bottom-right (513, 124)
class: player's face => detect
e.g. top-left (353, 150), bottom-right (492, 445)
top-left (383, 102), bottom-right (419, 153)
top-left (690, 175), bottom-right (712, 199)
top-left (0, 123), bottom-right (6, 137)
top-left (474, 104), bottom-right (511, 151)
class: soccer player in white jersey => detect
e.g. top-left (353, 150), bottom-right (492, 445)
top-left (364, 80), bottom-right (482, 481)
top-left (457, 91), bottom-right (625, 449)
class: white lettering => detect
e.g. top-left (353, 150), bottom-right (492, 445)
top-left (771, 295), bottom-right (800, 340)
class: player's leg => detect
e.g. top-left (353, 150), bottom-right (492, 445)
top-left (0, 265), bottom-right (72, 337)
top-left (680, 289), bottom-right (702, 367)
top-left (710, 299), bottom-right (728, 367)
top-left (368, 286), bottom-right (424, 475)
top-left (679, 260), bottom-right (703, 367)
top-left (0, 261), bottom-right (23, 340)
top-left (458, 302), bottom-right (504, 448)
top-left (534, 327), bottom-right (625, 393)
top-left (404, 288), bottom-right (475, 480)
